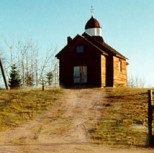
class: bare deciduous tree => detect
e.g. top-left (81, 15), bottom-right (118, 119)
top-left (128, 74), bottom-right (145, 88)
top-left (1, 39), bottom-right (59, 88)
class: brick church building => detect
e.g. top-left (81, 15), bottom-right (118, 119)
top-left (56, 16), bottom-right (128, 88)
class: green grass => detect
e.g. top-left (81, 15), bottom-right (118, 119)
top-left (0, 88), bottom-right (63, 131)
top-left (88, 88), bottom-right (150, 146)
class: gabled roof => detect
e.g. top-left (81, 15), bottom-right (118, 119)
top-left (56, 33), bottom-right (128, 60)
top-left (82, 32), bottom-right (128, 59)
top-left (56, 34), bottom-right (108, 59)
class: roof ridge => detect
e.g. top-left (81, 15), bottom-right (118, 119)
top-left (82, 32), bottom-right (127, 59)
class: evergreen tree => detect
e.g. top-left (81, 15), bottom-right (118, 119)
top-left (46, 71), bottom-right (53, 86)
top-left (9, 64), bottom-right (21, 89)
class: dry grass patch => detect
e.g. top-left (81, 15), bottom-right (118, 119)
top-left (89, 88), bottom-right (150, 146)
top-left (0, 88), bottom-right (63, 131)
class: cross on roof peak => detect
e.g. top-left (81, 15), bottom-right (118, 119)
top-left (90, 5), bottom-right (95, 15)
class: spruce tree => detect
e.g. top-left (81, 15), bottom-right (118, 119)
top-left (46, 71), bottom-right (53, 86)
top-left (9, 64), bottom-right (21, 89)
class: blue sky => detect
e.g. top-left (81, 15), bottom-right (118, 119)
top-left (0, 0), bottom-right (154, 87)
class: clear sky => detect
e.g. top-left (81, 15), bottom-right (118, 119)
top-left (0, 0), bottom-right (154, 87)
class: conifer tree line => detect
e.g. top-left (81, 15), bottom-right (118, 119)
top-left (1, 40), bottom-right (58, 89)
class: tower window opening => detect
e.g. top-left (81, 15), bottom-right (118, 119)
top-left (96, 29), bottom-right (100, 35)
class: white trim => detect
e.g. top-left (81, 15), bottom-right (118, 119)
top-left (85, 28), bottom-right (102, 36)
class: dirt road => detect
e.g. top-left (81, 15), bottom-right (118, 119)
top-left (0, 89), bottom-right (153, 153)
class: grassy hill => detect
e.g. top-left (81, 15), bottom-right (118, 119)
top-left (0, 87), bottom-right (152, 147)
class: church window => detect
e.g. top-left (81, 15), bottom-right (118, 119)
top-left (74, 66), bottom-right (87, 83)
top-left (118, 60), bottom-right (122, 72)
top-left (76, 46), bottom-right (84, 53)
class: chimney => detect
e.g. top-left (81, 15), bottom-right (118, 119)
top-left (67, 36), bottom-right (72, 44)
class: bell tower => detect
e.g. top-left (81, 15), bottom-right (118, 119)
top-left (85, 16), bottom-right (103, 42)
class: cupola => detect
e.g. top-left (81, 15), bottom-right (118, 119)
top-left (85, 16), bottom-right (102, 37)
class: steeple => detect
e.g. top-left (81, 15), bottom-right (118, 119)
top-left (85, 16), bottom-right (103, 42)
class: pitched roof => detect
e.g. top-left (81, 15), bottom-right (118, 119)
top-left (82, 32), bottom-right (128, 59)
top-left (56, 33), bottom-right (128, 60)
top-left (56, 34), bottom-right (108, 58)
